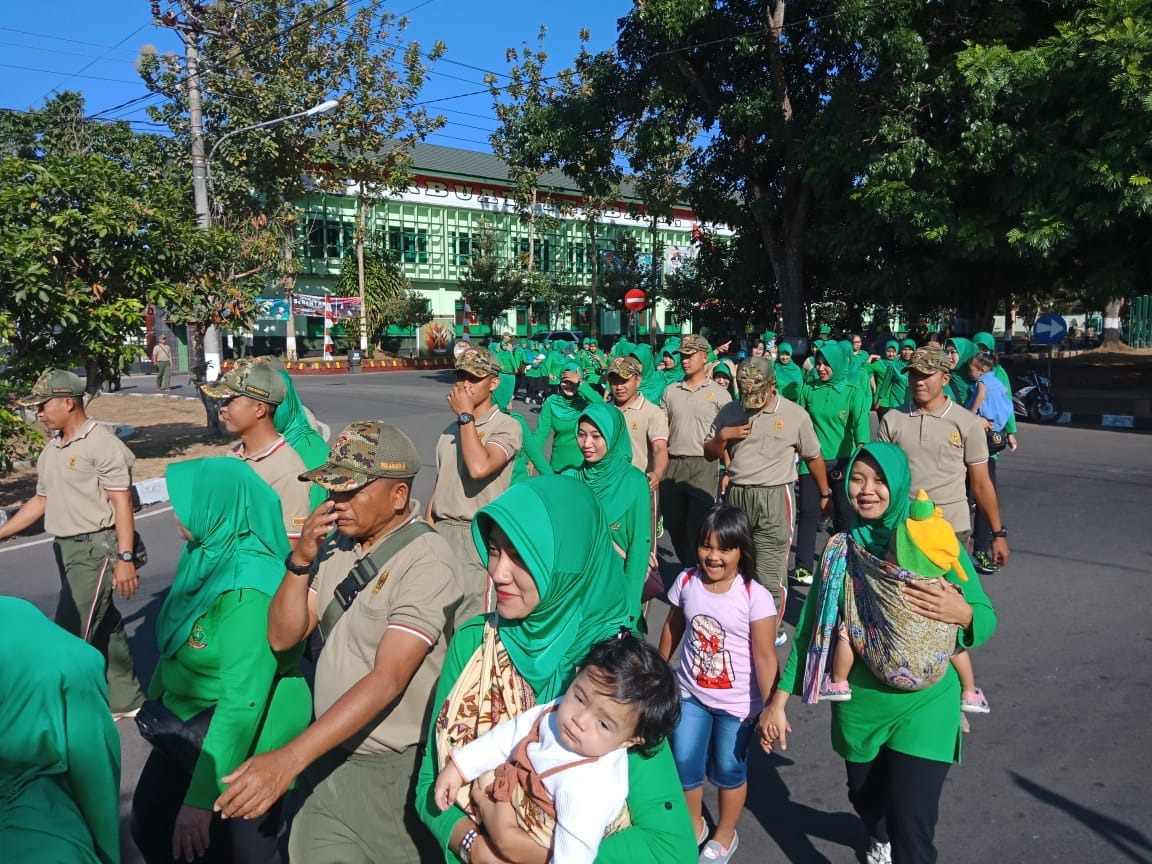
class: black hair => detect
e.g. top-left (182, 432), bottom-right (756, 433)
top-left (696, 504), bottom-right (757, 584)
top-left (971, 351), bottom-right (997, 372)
top-left (578, 631), bottom-right (680, 759)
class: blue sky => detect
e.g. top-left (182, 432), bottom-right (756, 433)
top-left (0, 0), bottom-right (631, 152)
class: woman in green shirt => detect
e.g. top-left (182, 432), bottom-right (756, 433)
top-left (565, 403), bottom-right (653, 626)
top-left (414, 476), bottom-right (697, 864)
top-left (774, 342), bottom-right (804, 401)
top-left (763, 443), bottom-right (996, 864)
top-left (530, 361), bottom-right (600, 473)
top-left (0, 596), bottom-right (121, 864)
top-left (131, 458), bottom-right (311, 864)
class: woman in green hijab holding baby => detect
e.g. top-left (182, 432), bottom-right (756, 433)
top-left (415, 476), bottom-right (696, 864)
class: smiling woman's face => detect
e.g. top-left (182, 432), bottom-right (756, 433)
top-left (486, 524), bottom-right (540, 620)
top-left (848, 453), bottom-right (890, 522)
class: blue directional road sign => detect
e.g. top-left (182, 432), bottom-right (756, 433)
top-left (1032, 313), bottom-right (1068, 345)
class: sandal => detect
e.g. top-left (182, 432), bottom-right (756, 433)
top-left (696, 819), bottom-right (709, 846)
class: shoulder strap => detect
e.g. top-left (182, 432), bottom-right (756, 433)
top-left (318, 521), bottom-right (434, 642)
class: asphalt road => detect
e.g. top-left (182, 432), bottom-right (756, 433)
top-left (2, 370), bottom-right (1150, 863)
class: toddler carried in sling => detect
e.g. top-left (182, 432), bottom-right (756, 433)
top-left (803, 491), bottom-right (966, 701)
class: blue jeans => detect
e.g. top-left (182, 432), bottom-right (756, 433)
top-left (670, 692), bottom-right (756, 791)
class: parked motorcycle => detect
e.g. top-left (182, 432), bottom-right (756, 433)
top-left (1014, 371), bottom-right (1061, 424)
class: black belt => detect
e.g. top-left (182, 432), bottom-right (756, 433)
top-left (669, 454), bottom-right (706, 460)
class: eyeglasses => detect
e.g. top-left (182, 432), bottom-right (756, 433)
top-left (218, 395), bottom-right (239, 407)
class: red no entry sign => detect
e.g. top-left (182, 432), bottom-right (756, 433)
top-left (624, 289), bottom-right (647, 311)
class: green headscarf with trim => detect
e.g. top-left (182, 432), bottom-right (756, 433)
top-left (846, 442), bottom-right (912, 558)
top-left (274, 370), bottom-right (329, 507)
top-left (157, 458), bottom-right (290, 657)
top-left (566, 403), bottom-right (636, 526)
top-left (471, 476), bottom-right (631, 700)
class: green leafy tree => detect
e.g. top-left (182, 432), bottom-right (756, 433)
top-left (458, 221), bottom-right (525, 333)
top-left (335, 243), bottom-right (430, 351)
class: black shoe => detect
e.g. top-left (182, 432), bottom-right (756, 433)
top-left (972, 550), bottom-right (998, 575)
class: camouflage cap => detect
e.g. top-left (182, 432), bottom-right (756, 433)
top-left (906, 346), bottom-right (952, 375)
top-left (678, 333), bottom-right (711, 355)
top-left (201, 358), bottom-right (287, 405)
top-left (606, 356), bottom-right (643, 379)
top-left (301, 421), bottom-right (421, 491)
top-left (737, 357), bottom-right (776, 410)
top-left (16, 370), bottom-right (87, 406)
top-left (455, 347), bottom-right (501, 378)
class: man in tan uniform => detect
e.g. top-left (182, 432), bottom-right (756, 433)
top-left (213, 421), bottom-right (462, 863)
top-left (0, 370), bottom-right (144, 716)
top-left (706, 358), bottom-right (833, 645)
top-left (878, 346), bottom-right (1010, 565)
top-left (607, 355), bottom-right (670, 486)
top-left (428, 347), bottom-right (522, 621)
top-left (203, 359), bottom-right (311, 542)
top-left (660, 334), bottom-right (731, 567)
top-left (151, 335), bottom-right (173, 391)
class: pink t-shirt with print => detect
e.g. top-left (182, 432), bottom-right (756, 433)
top-left (667, 567), bottom-right (778, 719)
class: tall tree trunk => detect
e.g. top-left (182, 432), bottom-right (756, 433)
top-left (1100, 296), bottom-right (1125, 349)
top-left (189, 324), bottom-right (223, 435)
top-left (283, 232), bottom-right (299, 361)
top-left (587, 218), bottom-right (600, 338)
top-left (356, 182), bottom-right (369, 352)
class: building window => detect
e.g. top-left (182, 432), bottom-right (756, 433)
top-left (302, 217), bottom-right (354, 260)
top-left (566, 241), bottom-right (587, 272)
top-left (454, 232), bottom-right (473, 265)
top-left (388, 226), bottom-right (429, 264)
top-left (516, 238), bottom-right (551, 272)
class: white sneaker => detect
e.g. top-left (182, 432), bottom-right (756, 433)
top-left (865, 840), bottom-right (892, 864)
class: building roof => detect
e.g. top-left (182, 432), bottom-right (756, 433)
top-left (408, 141), bottom-right (642, 201)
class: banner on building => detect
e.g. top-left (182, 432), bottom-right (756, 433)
top-left (255, 296), bottom-right (362, 320)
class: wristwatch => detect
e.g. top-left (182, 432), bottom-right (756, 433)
top-left (116, 550), bottom-right (135, 562)
top-left (991, 527), bottom-right (1008, 538)
top-left (457, 412), bottom-right (475, 426)
top-left (459, 827), bottom-right (479, 863)
top-left (284, 554), bottom-right (312, 575)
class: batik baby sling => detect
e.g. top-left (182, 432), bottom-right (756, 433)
top-left (802, 534), bottom-right (958, 701)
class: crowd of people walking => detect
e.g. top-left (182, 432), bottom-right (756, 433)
top-left (0, 325), bottom-right (1010, 864)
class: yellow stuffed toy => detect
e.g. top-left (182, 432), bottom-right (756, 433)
top-left (894, 490), bottom-right (968, 581)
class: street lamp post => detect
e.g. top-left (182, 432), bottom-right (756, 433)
top-left (193, 99), bottom-right (340, 369)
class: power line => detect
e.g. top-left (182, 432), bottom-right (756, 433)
top-left (0, 26), bottom-right (145, 53)
top-left (0, 62), bottom-right (143, 86)
top-left (0, 39), bottom-right (144, 65)
top-left (42, 23), bottom-right (152, 100)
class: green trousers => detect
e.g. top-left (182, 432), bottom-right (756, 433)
top-left (724, 483), bottom-right (793, 639)
top-left (53, 535), bottom-right (144, 713)
top-left (434, 518), bottom-right (489, 624)
top-left (289, 746), bottom-right (438, 864)
top-left (660, 456), bottom-right (718, 568)
top-left (155, 360), bottom-right (171, 389)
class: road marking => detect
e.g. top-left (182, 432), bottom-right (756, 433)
top-left (0, 506), bottom-right (174, 555)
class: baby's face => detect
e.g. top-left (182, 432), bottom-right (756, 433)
top-left (555, 668), bottom-right (643, 758)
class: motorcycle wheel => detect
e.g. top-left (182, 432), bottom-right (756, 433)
top-left (1028, 396), bottom-right (1061, 424)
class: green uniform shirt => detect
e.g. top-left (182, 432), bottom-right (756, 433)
top-left (779, 546), bottom-right (996, 763)
top-left (149, 589), bottom-right (311, 809)
top-left (797, 378), bottom-right (872, 471)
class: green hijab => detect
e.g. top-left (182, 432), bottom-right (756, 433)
top-left (566, 403), bottom-right (636, 526)
top-left (900, 337), bottom-right (917, 351)
top-left (631, 344), bottom-right (666, 402)
top-left (972, 331), bottom-right (995, 353)
top-left (814, 341), bottom-right (851, 388)
top-left (944, 337), bottom-right (978, 403)
top-left (471, 476), bottom-right (631, 700)
top-left (847, 442), bottom-right (912, 558)
top-left (611, 338), bottom-right (636, 359)
top-left (274, 370), bottom-right (329, 508)
top-left (774, 342), bottom-right (804, 395)
top-left (157, 458), bottom-right (290, 657)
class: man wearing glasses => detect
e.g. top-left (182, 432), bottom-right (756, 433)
top-left (202, 358), bottom-right (312, 544)
top-left (427, 347), bottom-right (522, 621)
top-left (0, 370), bottom-right (145, 718)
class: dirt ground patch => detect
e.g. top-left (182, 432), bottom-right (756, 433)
top-left (1, 395), bottom-right (233, 509)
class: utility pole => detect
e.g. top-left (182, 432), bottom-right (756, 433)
top-left (154, 0), bottom-right (223, 382)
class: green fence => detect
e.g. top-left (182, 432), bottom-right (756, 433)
top-left (1128, 295), bottom-right (1151, 348)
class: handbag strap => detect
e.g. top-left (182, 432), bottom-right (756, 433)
top-left (318, 521), bottom-right (434, 642)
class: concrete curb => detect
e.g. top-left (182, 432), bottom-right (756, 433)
top-left (1055, 412), bottom-right (1152, 431)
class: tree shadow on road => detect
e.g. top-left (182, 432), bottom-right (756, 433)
top-left (743, 750), bottom-right (864, 863)
top-left (1010, 771), bottom-right (1152, 864)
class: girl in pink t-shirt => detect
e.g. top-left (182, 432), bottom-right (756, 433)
top-left (658, 505), bottom-right (779, 864)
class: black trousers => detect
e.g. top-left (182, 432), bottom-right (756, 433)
top-left (845, 747), bottom-right (951, 864)
top-left (131, 747), bottom-right (285, 864)
top-left (793, 461), bottom-right (853, 572)
top-left (970, 456), bottom-right (998, 554)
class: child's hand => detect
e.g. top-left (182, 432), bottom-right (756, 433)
top-left (434, 761), bottom-right (465, 812)
top-left (759, 705), bottom-right (791, 754)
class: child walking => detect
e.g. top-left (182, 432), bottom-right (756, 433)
top-left (658, 505), bottom-right (779, 864)
top-left (434, 632), bottom-right (680, 864)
